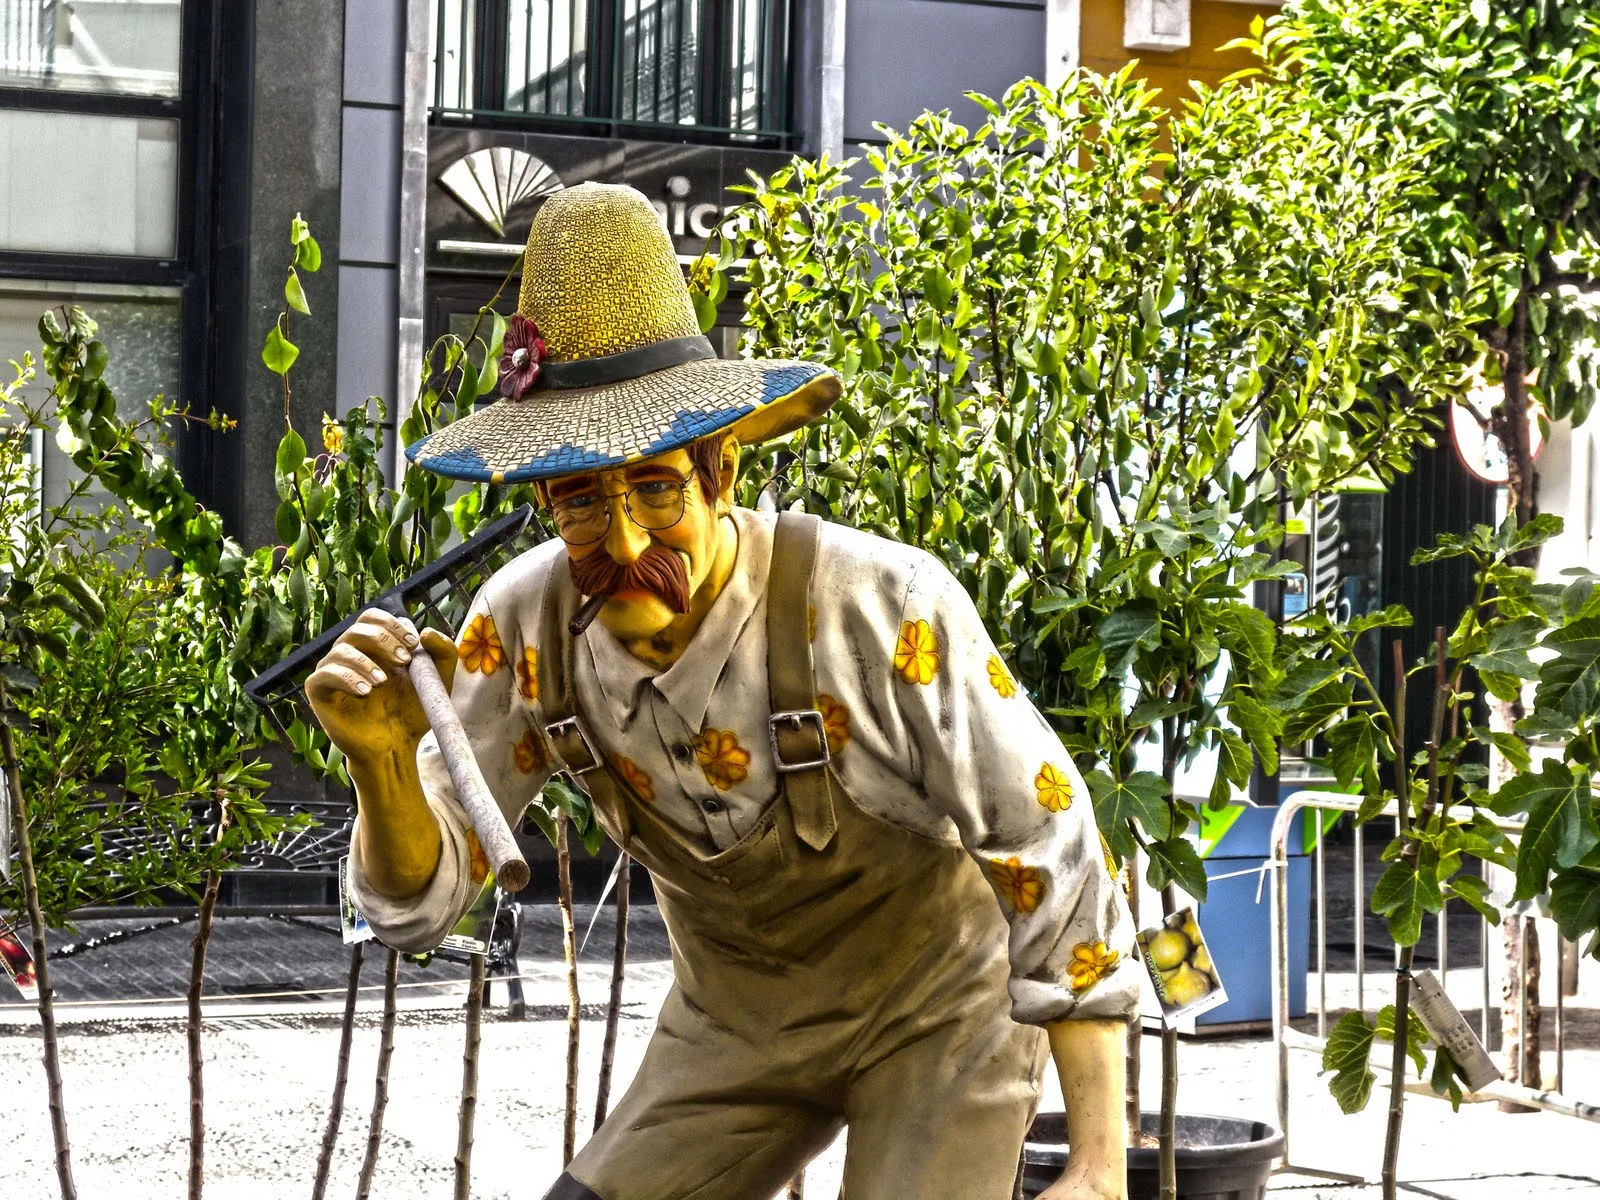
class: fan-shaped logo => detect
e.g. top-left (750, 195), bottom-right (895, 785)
top-left (439, 148), bottom-right (565, 237)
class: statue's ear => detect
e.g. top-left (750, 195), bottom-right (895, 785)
top-left (717, 437), bottom-right (741, 509)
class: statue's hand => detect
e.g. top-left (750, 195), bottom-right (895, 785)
top-left (1035, 1156), bottom-right (1126, 1200)
top-left (306, 608), bottom-right (458, 769)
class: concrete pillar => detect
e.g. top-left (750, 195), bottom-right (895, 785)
top-left (1044, 0), bottom-right (1082, 87)
top-left (816, 0), bottom-right (847, 165)
top-left (395, 0), bottom-right (432, 484)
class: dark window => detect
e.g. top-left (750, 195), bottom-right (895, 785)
top-left (432, 0), bottom-right (796, 145)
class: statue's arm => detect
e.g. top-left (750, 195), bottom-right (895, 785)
top-left (1041, 1017), bottom-right (1128, 1200)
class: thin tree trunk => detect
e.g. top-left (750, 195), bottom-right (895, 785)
top-left (1124, 847), bottom-right (1141, 1148)
top-left (1158, 882), bottom-right (1179, 1200)
top-left (187, 861), bottom-right (223, 1200)
top-left (594, 853), bottom-right (630, 1129)
top-left (0, 702), bottom-right (76, 1200)
top-left (1383, 631), bottom-right (1448, 1198)
top-left (310, 942), bottom-right (364, 1200)
top-left (1381, 950), bottom-right (1416, 1200)
top-left (356, 948), bottom-right (400, 1200)
top-left (1500, 916), bottom-right (1542, 1112)
top-left (557, 815), bottom-right (580, 1165)
top-left (455, 952), bottom-right (486, 1200)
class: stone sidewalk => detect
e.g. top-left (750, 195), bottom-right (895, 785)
top-left (1, 908), bottom-right (1595, 1198)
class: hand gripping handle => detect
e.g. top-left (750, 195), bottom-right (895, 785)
top-left (382, 602), bottom-right (530, 894)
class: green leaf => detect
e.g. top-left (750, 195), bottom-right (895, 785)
top-left (1215, 603), bottom-right (1276, 666)
top-left (276, 430), bottom-right (308, 479)
top-left (1098, 601), bottom-right (1161, 670)
top-left (1372, 858), bottom-right (1443, 945)
top-left (1495, 761), bottom-right (1599, 900)
top-left (1228, 695), bottom-right (1281, 776)
top-left (1468, 616), bottom-right (1543, 679)
top-left (285, 268), bottom-right (311, 315)
top-left (1321, 1011), bottom-right (1377, 1114)
top-left (83, 340), bottom-right (108, 380)
top-left (296, 234), bottom-right (322, 272)
top-left (262, 321), bottom-right (299, 376)
top-left (1325, 716), bottom-right (1382, 789)
top-left (1146, 836), bottom-right (1208, 902)
top-left (1086, 770), bottom-right (1172, 857)
top-left (1549, 867), bottom-right (1600, 944)
top-left (275, 500), bottom-right (302, 547)
top-left (692, 289), bottom-right (718, 334)
top-left (923, 265), bottom-right (955, 310)
top-left (1375, 1003), bottom-right (1428, 1077)
top-left (1430, 1047), bottom-right (1464, 1111)
top-left (1534, 617), bottom-right (1600, 720)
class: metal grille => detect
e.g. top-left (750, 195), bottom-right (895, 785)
top-left (431, 0), bottom-right (794, 145)
top-left (0, 0), bottom-right (56, 80)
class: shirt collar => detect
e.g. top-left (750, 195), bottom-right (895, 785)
top-left (580, 507), bottom-right (772, 733)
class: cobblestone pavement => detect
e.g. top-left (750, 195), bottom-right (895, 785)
top-left (1, 906), bottom-right (1596, 1198)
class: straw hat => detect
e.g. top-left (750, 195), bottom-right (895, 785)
top-left (406, 182), bottom-right (840, 484)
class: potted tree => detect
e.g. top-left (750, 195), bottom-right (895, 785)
top-left (696, 50), bottom-right (1480, 1199)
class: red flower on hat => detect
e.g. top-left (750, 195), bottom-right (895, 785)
top-left (499, 314), bottom-right (546, 400)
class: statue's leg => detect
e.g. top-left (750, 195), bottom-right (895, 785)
top-left (550, 989), bottom-right (842, 1200)
top-left (840, 1013), bottom-right (1048, 1200)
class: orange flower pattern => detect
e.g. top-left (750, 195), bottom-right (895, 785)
top-left (986, 654), bottom-right (1018, 698)
top-left (894, 618), bottom-right (940, 685)
top-left (465, 829), bottom-right (491, 886)
top-left (818, 693), bottom-right (851, 755)
top-left (458, 613), bottom-right (505, 675)
top-left (516, 645), bottom-right (539, 702)
top-left (1034, 762), bottom-right (1074, 813)
top-left (1066, 941), bottom-right (1120, 992)
top-left (1099, 831), bottom-right (1122, 886)
top-left (808, 605), bottom-right (817, 642)
top-left (988, 856), bottom-right (1045, 914)
top-left (613, 754), bottom-right (655, 803)
top-left (694, 728), bottom-right (752, 791)
top-left (513, 727), bottom-right (551, 775)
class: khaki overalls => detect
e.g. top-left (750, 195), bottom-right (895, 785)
top-left (538, 513), bottom-right (1047, 1200)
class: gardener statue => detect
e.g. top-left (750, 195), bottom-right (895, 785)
top-left (307, 183), bottom-right (1137, 1200)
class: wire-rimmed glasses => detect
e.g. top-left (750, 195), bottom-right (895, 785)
top-left (549, 471), bottom-right (692, 546)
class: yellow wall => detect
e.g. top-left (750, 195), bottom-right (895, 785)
top-left (1080, 0), bottom-right (1281, 107)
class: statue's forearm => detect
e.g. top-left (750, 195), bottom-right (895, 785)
top-left (349, 744), bottom-right (443, 901)
top-left (1046, 1017), bottom-right (1128, 1173)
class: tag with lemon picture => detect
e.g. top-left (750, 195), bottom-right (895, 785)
top-left (1137, 907), bottom-right (1227, 1023)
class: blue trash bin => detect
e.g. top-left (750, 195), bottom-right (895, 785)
top-left (1191, 802), bottom-right (1312, 1027)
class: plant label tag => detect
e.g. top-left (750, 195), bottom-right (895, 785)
top-left (0, 924), bottom-right (37, 1001)
top-left (1410, 969), bottom-right (1500, 1092)
top-left (338, 856), bottom-right (374, 946)
top-left (440, 878), bottom-right (501, 957)
top-left (1137, 906), bottom-right (1227, 1024)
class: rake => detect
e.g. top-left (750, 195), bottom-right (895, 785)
top-left (245, 505), bottom-right (547, 892)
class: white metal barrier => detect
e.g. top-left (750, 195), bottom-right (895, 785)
top-left (1268, 790), bottom-right (1599, 1171)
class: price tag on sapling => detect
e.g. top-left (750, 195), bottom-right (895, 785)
top-left (338, 855), bottom-right (375, 946)
top-left (1137, 906), bottom-right (1228, 1023)
top-left (0, 924), bottom-right (38, 1001)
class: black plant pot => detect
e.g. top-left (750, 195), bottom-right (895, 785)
top-left (1020, 1111), bottom-right (1284, 1200)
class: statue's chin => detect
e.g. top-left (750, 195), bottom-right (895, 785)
top-left (595, 592), bottom-right (677, 641)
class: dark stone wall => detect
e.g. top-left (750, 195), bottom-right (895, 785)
top-left (237, 0), bottom-right (345, 550)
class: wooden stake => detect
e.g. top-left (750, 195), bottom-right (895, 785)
top-left (187, 861), bottom-right (223, 1200)
top-left (594, 853), bottom-right (630, 1129)
top-left (0, 699), bottom-right (76, 1200)
top-left (310, 942), bottom-right (364, 1200)
top-left (356, 948), bottom-right (400, 1200)
top-left (557, 815), bottom-right (580, 1165)
top-left (455, 953), bottom-right (486, 1200)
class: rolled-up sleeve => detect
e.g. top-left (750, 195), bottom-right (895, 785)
top-left (892, 560), bottom-right (1139, 1025)
top-left (349, 580), bottom-right (553, 952)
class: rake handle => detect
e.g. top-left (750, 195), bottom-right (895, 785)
top-left (406, 646), bottom-right (531, 894)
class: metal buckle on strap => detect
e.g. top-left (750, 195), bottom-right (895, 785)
top-left (768, 709), bottom-right (830, 774)
top-left (545, 716), bottom-right (602, 775)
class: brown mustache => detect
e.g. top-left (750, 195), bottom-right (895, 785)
top-left (568, 544), bottom-right (691, 614)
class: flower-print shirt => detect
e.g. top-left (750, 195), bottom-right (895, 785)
top-left (349, 507), bottom-right (1139, 1025)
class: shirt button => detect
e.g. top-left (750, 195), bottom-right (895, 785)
top-left (671, 742), bottom-right (694, 763)
top-left (701, 797), bottom-right (724, 814)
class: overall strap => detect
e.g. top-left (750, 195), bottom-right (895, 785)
top-left (536, 557), bottom-right (634, 845)
top-left (767, 511), bottom-right (837, 851)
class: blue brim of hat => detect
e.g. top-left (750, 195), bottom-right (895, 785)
top-left (405, 358), bottom-right (840, 484)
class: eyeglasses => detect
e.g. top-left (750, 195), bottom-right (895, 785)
top-left (548, 471), bottom-right (692, 546)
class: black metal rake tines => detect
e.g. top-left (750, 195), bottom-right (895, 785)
top-left (245, 504), bottom-right (545, 742)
